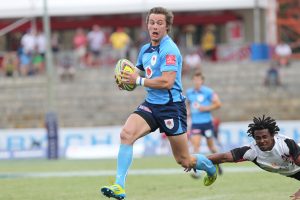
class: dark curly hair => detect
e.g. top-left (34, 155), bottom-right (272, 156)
top-left (247, 115), bottom-right (280, 137)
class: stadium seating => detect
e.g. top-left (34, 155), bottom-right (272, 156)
top-left (0, 61), bottom-right (299, 128)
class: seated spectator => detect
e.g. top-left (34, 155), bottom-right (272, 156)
top-left (2, 51), bottom-right (18, 77)
top-left (32, 53), bottom-right (45, 75)
top-left (274, 41), bottom-right (292, 67)
top-left (264, 61), bottom-right (281, 87)
top-left (58, 53), bottom-right (75, 81)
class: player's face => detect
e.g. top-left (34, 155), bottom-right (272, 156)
top-left (193, 76), bottom-right (203, 90)
top-left (253, 129), bottom-right (275, 151)
top-left (147, 14), bottom-right (168, 46)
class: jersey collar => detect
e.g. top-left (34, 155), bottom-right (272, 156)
top-left (160, 35), bottom-right (169, 45)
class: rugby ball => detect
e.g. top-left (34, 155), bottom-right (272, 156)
top-left (114, 58), bottom-right (136, 91)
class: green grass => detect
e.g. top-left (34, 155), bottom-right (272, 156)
top-left (0, 156), bottom-right (298, 200)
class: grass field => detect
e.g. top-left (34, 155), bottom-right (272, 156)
top-left (0, 156), bottom-right (298, 200)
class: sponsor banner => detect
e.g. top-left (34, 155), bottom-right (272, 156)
top-left (65, 144), bottom-right (145, 159)
top-left (0, 121), bottom-right (299, 159)
top-left (226, 21), bottom-right (245, 44)
top-left (217, 43), bottom-right (250, 61)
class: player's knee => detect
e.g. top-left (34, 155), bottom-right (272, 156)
top-left (120, 127), bottom-right (135, 144)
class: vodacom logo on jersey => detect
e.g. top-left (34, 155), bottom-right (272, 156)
top-left (166, 55), bottom-right (176, 65)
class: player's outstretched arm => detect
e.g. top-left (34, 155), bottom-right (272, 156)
top-left (207, 152), bottom-right (234, 164)
top-left (290, 188), bottom-right (300, 200)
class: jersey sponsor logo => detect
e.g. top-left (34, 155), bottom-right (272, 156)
top-left (138, 105), bottom-right (152, 113)
top-left (151, 55), bottom-right (157, 66)
top-left (166, 55), bottom-right (176, 65)
top-left (191, 129), bottom-right (201, 134)
top-left (164, 119), bottom-right (174, 129)
top-left (145, 66), bottom-right (153, 78)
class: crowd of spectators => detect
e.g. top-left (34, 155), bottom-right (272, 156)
top-left (0, 25), bottom-right (133, 79)
top-left (0, 24), bottom-right (295, 81)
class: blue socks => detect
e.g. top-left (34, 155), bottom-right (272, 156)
top-left (115, 144), bottom-right (133, 188)
top-left (194, 154), bottom-right (216, 176)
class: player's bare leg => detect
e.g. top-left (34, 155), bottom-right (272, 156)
top-left (168, 133), bottom-right (217, 186)
top-left (100, 114), bottom-right (151, 199)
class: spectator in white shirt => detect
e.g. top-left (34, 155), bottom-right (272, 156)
top-left (275, 41), bottom-right (292, 67)
top-left (87, 24), bottom-right (106, 67)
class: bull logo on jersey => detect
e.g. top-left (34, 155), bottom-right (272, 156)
top-left (151, 55), bottom-right (157, 66)
top-left (164, 119), bottom-right (174, 129)
top-left (193, 102), bottom-right (200, 109)
top-left (145, 66), bottom-right (153, 78)
top-left (197, 95), bottom-right (204, 102)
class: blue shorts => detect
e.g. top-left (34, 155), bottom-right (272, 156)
top-left (134, 101), bottom-right (187, 136)
top-left (190, 121), bottom-right (214, 139)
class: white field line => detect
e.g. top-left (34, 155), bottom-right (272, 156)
top-left (0, 167), bottom-right (262, 179)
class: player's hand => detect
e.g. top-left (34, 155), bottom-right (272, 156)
top-left (121, 70), bottom-right (138, 85)
top-left (114, 75), bottom-right (123, 90)
top-left (183, 167), bottom-right (193, 172)
top-left (290, 189), bottom-right (300, 200)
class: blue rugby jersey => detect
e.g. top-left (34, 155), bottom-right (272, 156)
top-left (136, 35), bottom-right (185, 104)
top-left (186, 85), bottom-right (214, 124)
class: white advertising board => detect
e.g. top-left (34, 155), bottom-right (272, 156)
top-left (0, 120), bottom-right (299, 159)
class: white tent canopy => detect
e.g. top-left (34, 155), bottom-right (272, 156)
top-left (0, 0), bottom-right (268, 19)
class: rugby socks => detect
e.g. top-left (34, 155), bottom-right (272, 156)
top-left (115, 144), bottom-right (133, 188)
top-left (194, 154), bottom-right (216, 176)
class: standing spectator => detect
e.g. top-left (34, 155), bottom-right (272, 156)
top-left (51, 31), bottom-right (60, 53)
top-left (109, 27), bottom-right (131, 60)
top-left (186, 71), bottom-right (222, 178)
top-left (36, 30), bottom-right (46, 58)
top-left (21, 29), bottom-right (36, 56)
top-left (34, 30), bottom-right (46, 74)
top-left (201, 25), bottom-right (216, 61)
top-left (20, 29), bottom-right (36, 75)
top-left (87, 24), bottom-right (106, 67)
top-left (275, 41), bottom-right (292, 67)
top-left (51, 31), bottom-right (61, 66)
top-left (73, 28), bottom-right (87, 68)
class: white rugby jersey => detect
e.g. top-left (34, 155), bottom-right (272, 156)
top-left (231, 134), bottom-right (300, 177)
